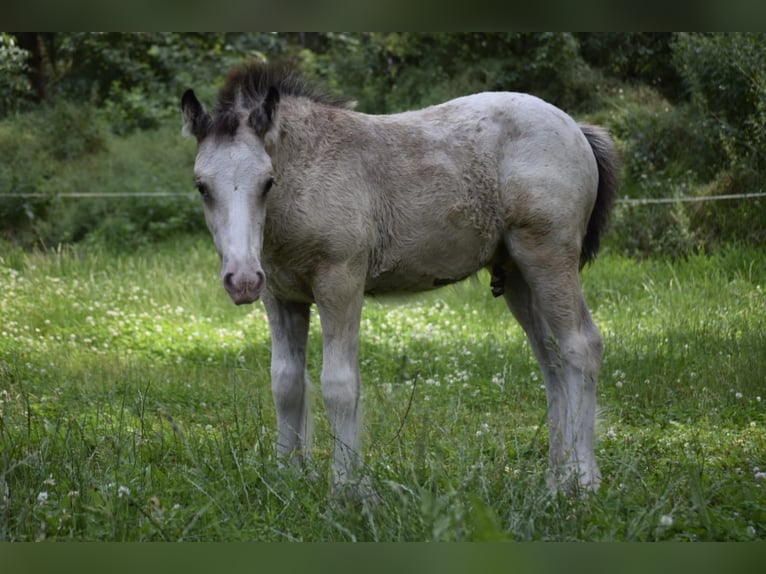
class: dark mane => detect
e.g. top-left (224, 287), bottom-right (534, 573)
top-left (210, 61), bottom-right (354, 138)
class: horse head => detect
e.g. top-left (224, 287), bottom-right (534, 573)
top-left (181, 87), bottom-right (279, 304)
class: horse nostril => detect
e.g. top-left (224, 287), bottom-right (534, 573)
top-left (255, 270), bottom-right (265, 289)
top-left (223, 272), bottom-right (235, 290)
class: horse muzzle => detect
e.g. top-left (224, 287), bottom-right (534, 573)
top-left (222, 266), bottom-right (266, 305)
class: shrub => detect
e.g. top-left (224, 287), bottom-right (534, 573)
top-left (52, 126), bottom-right (204, 250)
top-left (576, 33), bottom-right (684, 102)
top-left (39, 100), bottom-right (108, 161)
top-left (301, 33), bottom-right (600, 115)
top-left (0, 112), bottom-right (203, 250)
top-left (0, 101), bottom-right (108, 243)
top-left (672, 33), bottom-right (766, 177)
top-left (606, 197), bottom-right (701, 259)
top-left (609, 100), bottom-right (721, 192)
top-left (668, 34), bottom-right (766, 249)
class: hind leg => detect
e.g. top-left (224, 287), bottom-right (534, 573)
top-left (501, 232), bottom-right (603, 491)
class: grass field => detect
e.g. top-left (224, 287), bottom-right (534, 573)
top-left (0, 236), bottom-right (764, 541)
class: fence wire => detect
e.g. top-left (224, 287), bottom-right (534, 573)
top-left (617, 192), bottom-right (766, 205)
top-left (0, 192), bottom-right (196, 199)
top-left (0, 191), bottom-right (765, 203)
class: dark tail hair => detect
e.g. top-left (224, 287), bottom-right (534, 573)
top-left (579, 125), bottom-right (620, 268)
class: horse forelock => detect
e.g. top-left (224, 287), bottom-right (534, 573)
top-left (207, 61), bottom-right (354, 140)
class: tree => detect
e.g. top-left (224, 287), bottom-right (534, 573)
top-left (0, 33), bottom-right (33, 115)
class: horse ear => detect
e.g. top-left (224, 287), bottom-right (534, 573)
top-left (181, 89), bottom-right (211, 140)
top-left (249, 86), bottom-right (280, 137)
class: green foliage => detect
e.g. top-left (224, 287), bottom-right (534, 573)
top-left (607, 200), bottom-right (699, 259)
top-left (1, 240), bottom-right (764, 540)
top-left (673, 33), bottom-right (766, 178)
top-left (0, 33), bottom-right (33, 116)
top-left (0, 101), bottom-right (106, 245)
top-left (608, 99), bottom-right (719, 188)
top-left (576, 33), bottom-right (684, 101)
top-left (665, 34), bottom-right (766, 249)
top-left (4, 33), bottom-right (283, 134)
top-left (299, 33), bottom-right (599, 115)
top-left (96, 32), bottom-right (282, 135)
top-left (42, 100), bottom-right (108, 161)
top-left (597, 90), bottom-right (711, 257)
top-left (0, 109), bottom-right (202, 248)
top-left (596, 33), bottom-right (766, 255)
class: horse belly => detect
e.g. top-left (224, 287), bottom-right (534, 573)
top-left (365, 225), bottom-right (494, 295)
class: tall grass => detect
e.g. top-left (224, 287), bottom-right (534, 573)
top-left (1, 237), bottom-right (764, 541)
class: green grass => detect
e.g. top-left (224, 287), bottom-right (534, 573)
top-left (1, 237), bottom-right (765, 541)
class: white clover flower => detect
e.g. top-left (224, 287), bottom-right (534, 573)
top-left (475, 422), bottom-right (490, 437)
top-left (37, 491), bottom-right (48, 505)
top-left (117, 485), bottom-right (131, 498)
top-left (659, 515), bottom-right (673, 528)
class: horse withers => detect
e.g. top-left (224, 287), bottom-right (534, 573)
top-left (181, 62), bottom-right (619, 495)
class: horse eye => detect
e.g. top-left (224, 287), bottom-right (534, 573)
top-left (195, 181), bottom-right (211, 201)
top-left (263, 177), bottom-right (274, 197)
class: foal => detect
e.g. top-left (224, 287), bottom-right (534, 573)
top-left (181, 62), bottom-right (619, 493)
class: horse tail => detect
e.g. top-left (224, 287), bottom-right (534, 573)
top-left (579, 125), bottom-right (620, 268)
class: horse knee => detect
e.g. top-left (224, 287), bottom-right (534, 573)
top-left (271, 363), bottom-right (306, 410)
top-left (321, 368), bottom-right (359, 415)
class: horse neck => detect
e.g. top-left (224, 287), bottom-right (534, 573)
top-left (270, 98), bottom-right (361, 168)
